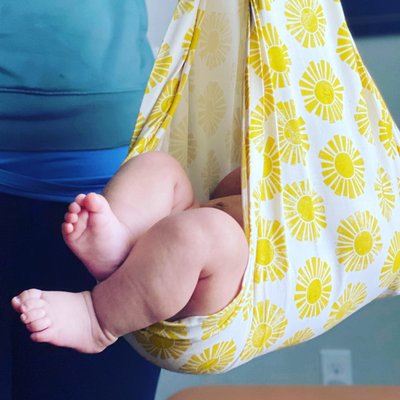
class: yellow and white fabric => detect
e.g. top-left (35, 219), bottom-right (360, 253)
top-left (124, 0), bottom-right (400, 374)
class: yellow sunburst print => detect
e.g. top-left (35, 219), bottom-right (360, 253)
top-left (180, 340), bottom-right (236, 374)
top-left (336, 210), bottom-right (383, 272)
top-left (147, 78), bottom-right (181, 131)
top-left (238, 0), bottom-right (247, 16)
top-left (259, 137), bottom-right (282, 200)
top-left (187, 132), bottom-right (197, 166)
top-left (242, 134), bottom-right (251, 189)
top-left (173, 0), bottom-right (195, 20)
top-left (249, 24), bottom-right (264, 78)
top-left (282, 328), bottom-right (315, 347)
top-left (146, 44), bottom-right (172, 94)
top-left (379, 232), bottom-right (400, 289)
top-left (294, 257), bottom-right (332, 319)
top-left (262, 68), bottom-right (275, 111)
top-left (240, 300), bottom-right (288, 361)
top-left (354, 90), bottom-right (374, 144)
top-left (256, 0), bottom-right (276, 11)
top-left (285, 0), bottom-right (327, 48)
top-left (169, 119), bottom-right (197, 169)
top-left (254, 217), bottom-right (289, 283)
top-left (241, 283), bottom-right (254, 321)
top-left (198, 82), bottom-right (227, 135)
top-left (201, 150), bottom-right (221, 193)
top-left (248, 79), bottom-right (275, 150)
top-left (283, 180), bottom-right (327, 241)
top-left (133, 323), bottom-right (191, 360)
top-left (260, 24), bottom-right (292, 88)
top-left (233, 107), bottom-right (243, 163)
top-left (277, 100), bottom-right (309, 165)
top-left (324, 283), bottom-right (367, 330)
top-left (375, 86), bottom-right (390, 113)
top-left (398, 177), bottom-right (400, 199)
top-left (249, 100), bottom-right (269, 152)
top-left (389, 276), bottom-right (400, 292)
top-left (182, 26), bottom-right (201, 64)
top-left (379, 109), bottom-right (399, 160)
top-left (131, 135), bottom-right (160, 156)
top-left (252, 181), bottom-right (265, 221)
top-left (248, 24), bottom-right (279, 108)
top-left (225, 107), bottom-right (243, 164)
top-left (131, 112), bottom-right (145, 145)
top-left (201, 291), bottom-right (244, 340)
top-left (300, 60), bottom-right (344, 123)
top-left (336, 22), bottom-right (358, 71)
top-left (319, 135), bottom-right (365, 198)
top-left (198, 12), bottom-right (232, 69)
top-left (244, 63), bottom-right (251, 110)
top-left (243, 181), bottom-right (252, 240)
top-left (354, 50), bottom-right (383, 100)
top-left (375, 167), bottom-right (395, 221)
top-left (355, 53), bottom-right (373, 92)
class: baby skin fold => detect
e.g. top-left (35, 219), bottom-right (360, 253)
top-left (12, 152), bottom-right (249, 354)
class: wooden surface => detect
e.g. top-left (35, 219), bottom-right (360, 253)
top-left (168, 385), bottom-right (400, 400)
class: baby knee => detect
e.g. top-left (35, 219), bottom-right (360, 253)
top-left (138, 151), bottom-right (179, 170)
top-left (192, 208), bottom-right (249, 264)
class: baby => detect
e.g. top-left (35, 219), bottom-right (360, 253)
top-left (12, 151), bottom-right (249, 354)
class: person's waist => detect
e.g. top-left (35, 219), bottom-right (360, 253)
top-left (0, 147), bottom-right (127, 178)
top-left (0, 89), bottom-right (145, 151)
top-left (0, 147), bottom-right (128, 202)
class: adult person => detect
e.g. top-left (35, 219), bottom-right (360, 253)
top-left (0, 1), bottom-right (160, 399)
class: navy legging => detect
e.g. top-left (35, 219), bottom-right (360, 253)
top-left (0, 193), bottom-right (160, 400)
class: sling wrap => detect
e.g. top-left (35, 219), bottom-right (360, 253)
top-left (124, 0), bottom-right (400, 374)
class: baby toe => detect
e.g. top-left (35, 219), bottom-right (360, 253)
top-left (68, 201), bottom-right (81, 214)
top-left (26, 317), bottom-right (51, 333)
top-left (83, 192), bottom-right (104, 211)
top-left (20, 298), bottom-right (46, 314)
top-left (75, 194), bottom-right (86, 205)
top-left (21, 308), bottom-right (46, 324)
top-left (64, 212), bottom-right (78, 224)
top-left (15, 288), bottom-right (42, 304)
top-left (62, 222), bottom-right (74, 235)
top-left (31, 328), bottom-right (54, 343)
top-left (11, 296), bottom-right (22, 311)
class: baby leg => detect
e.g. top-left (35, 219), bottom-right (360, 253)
top-left (13, 208), bottom-right (248, 353)
top-left (93, 208), bottom-right (249, 335)
top-left (63, 152), bottom-right (197, 280)
top-left (102, 151), bottom-right (198, 235)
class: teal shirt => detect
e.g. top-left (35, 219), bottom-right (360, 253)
top-left (0, 0), bottom-right (154, 150)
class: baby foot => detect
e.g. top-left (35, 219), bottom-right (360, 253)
top-left (62, 193), bottom-right (133, 281)
top-left (11, 289), bottom-right (117, 353)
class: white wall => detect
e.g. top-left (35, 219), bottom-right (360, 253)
top-left (356, 34), bottom-right (400, 125)
top-left (145, 0), bottom-right (176, 53)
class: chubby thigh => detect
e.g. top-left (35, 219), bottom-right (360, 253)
top-left (169, 207), bottom-right (249, 321)
top-left (125, 208), bottom-right (252, 373)
top-left (92, 207), bottom-right (249, 341)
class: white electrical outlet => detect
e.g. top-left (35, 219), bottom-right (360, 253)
top-left (320, 349), bottom-right (353, 385)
